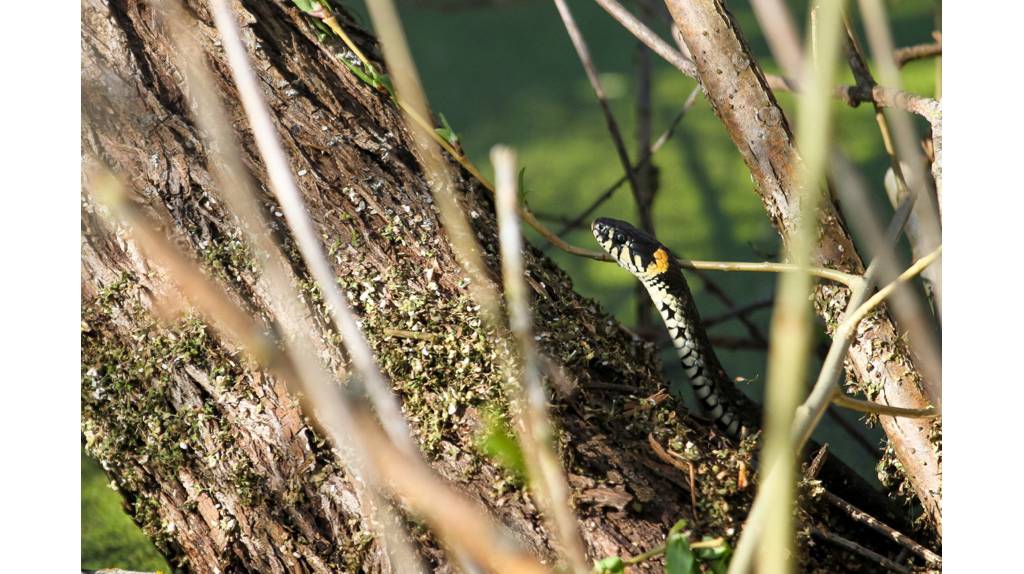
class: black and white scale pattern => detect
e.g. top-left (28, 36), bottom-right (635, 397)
top-left (592, 217), bottom-right (755, 438)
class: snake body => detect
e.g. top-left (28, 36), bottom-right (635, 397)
top-left (592, 218), bottom-right (756, 438)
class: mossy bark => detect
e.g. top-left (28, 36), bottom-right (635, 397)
top-left (81, 1), bottom-right (923, 572)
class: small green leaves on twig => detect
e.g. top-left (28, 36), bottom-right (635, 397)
top-left (593, 556), bottom-right (626, 573)
top-left (339, 57), bottom-right (394, 98)
top-left (290, 0), bottom-right (331, 18)
top-left (592, 520), bottom-right (730, 573)
top-left (517, 167), bottom-right (532, 206)
top-left (434, 113), bottom-right (460, 148)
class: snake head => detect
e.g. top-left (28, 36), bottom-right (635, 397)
top-left (592, 218), bottom-right (672, 279)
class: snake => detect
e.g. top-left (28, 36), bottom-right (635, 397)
top-left (592, 217), bottom-right (757, 438)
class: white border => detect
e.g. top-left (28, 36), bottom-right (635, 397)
top-left (0, 3), bottom-right (81, 570)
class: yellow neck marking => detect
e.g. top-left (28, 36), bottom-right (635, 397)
top-left (647, 247), bottom-right (670, 275)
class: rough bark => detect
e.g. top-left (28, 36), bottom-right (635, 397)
top-left (662, 0), bottom-right (941, 533)
top-left (81, 1), bottom-right (919, 572)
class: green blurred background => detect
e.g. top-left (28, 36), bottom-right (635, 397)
top-left (82, 0), bottom-right (938, 569)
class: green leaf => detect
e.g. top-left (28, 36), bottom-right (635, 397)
top-left (373, 71), bottom-right (396, 100)
top-left (340, 58), bottom-right (376, 86)
top-left (434, 113), bottom-right (459, 146)
top-left (665, 520), bottom-right (695, 574)
top-left (593, 556), bottom-right (625, 573)
top-left (695, 538), bottom-right (732, 574)
top-left (479, 411), bottom-right (526, 482)
top-left (665, 534), bottom-right (695, 574)
top-left (291, 0), bottom-right (316, 13)
top-left (668, 519), bottom-right (689, 536)
top-left (311, 18), bottom-right (331, 40)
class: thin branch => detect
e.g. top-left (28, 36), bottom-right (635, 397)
top-left (821, 490), bottom-right (941, 566)
top-left (837, 84), bottom-right (941, 124)
top-left (791, 194), bottom-right (917, 455)
top-left (553, 0), bottom-right (649, 234)
top-left (647, 433), bottom-right (698, 521)
top-left (832, 394), bottom-right (937, 419)
top-left (840, 245), bottom-right (942, 331)
top-left (675, 258), bottom-right (861, 289)
top-left (894, 40), bottom-right (941, 68)
top-left (591, 0), bottom-right (698, 77)
top-left (810, 526), bottom-right (912, 574)
top-left (634, 5), bottom-right (657, 331)
top-left (493, 146), bottom-right (588, 574)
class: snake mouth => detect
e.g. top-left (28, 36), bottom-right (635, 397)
top-left (592, 218), bottom-right (661, 253)
top-left (591, 217), bottom-right (633, 246)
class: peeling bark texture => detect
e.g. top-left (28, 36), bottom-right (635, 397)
top-left (662, 0), bottom-right (941, 534)
top-left (82, 1), bottom-right (919, 572)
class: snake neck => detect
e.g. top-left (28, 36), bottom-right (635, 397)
top-left (641, 273), bottom-right (751, 438)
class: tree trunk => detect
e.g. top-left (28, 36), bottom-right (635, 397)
top-left (81, 1), bottom-right (919, 572)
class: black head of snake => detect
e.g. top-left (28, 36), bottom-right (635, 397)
top-left (592, 217), bottom-right (755, 438)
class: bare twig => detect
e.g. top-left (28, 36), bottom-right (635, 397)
top-left (675, 258), bottom-right (861, 289)
top-left (810, 526), bottom-right (911, 574)
top-left (841, 246), bottom-right (942, 330)
top-left (493, 146), bottom-right (588, 574)
top-left (591, 0), bottom-right (697, 77)
top-left (804, 443), bottom-right (829, 481)
top-left (791, 194), bottom-right (917, 458)
top-left (894, 40), bottom-right (941, 68)
top-left (832, 394), bottom-right (937, 419)
top-left (553, 0), bottom-right (649, 234)
top-left (821, 490), bottom-right (941, 566)
top-left (840, 12), bottom-right (911, 202)
top-left (647, 433), bottom-right (698, 520)
top-left (362, 4), bottom-right (587, 570)
top-left (731, 195), bottom-right (922, 572)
